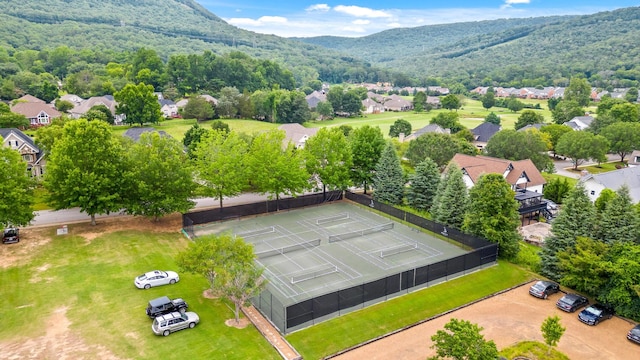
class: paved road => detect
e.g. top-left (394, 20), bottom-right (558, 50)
top-left (552, 153), bottom-right (621, 179)
top-left (28, 193), bottom-right (269, 228)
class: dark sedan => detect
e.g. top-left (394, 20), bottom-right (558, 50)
top-left (578, 304), bottom-right (614, 325)
top-left (556, 293), bottom-right (589, 312)
top-left (627, 325), bottom-right (640, 345)
top-left (528, 280), bottom-right (560, 299)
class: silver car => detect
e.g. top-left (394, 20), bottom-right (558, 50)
top-left (134, 270), bottom-right (179, 289)
top-left (152, 311), bottom-right (199, 336)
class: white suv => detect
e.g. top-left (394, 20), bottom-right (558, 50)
top-left (152, 311), bottom-right (199, 336)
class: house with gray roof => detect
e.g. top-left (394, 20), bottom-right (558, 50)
top-left (159, 99), bottom-right (178, 118)
top-left (123, 127), bottom-right (170, 142)
top-left (563, 116), bottom-right (594, 131)
top-left (362, 98), bottom-right (383, 114)
top-left (517, 123), bottom-right (546, 132)
top-left (471, 122), bottom-right (501, 150)
top-left (0, 128), bottom-right (46, 177)
top-left (579, 166), bottom-right (640, 203)
top-left (305, 90), bottom-right (327, 109)
top-left (278, 123), bottom-right (319, 149)
top-left (69, 95), bottom-right (122, 124)
top-left (402, 124), bottom-right (449, 142)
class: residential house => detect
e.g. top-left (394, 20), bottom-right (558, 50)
top-left (450, 154), bottom-right (548, 224)
top-left (175, 95), bottom-right (218, 109)
top-left (278, 123), bottom-right (318, 149)
top-left (10, 99), bottom-right (61, 127)
top-left (579, 166), bottom-right (640, 204)
top-left (305, 90), bottom-right (327, 109)
top-left (563, 116), bottom-right (594, 131)
top-left (159, 99), bottom-right (178, 118)
top-left (629, 150), bottom-right (640, 167)
top-left (15, 94), bottom-right (45, 104)
top-left (402, 124), bottom-right (449, 142)
top-left (517, 123), bottom-right (546, 132)
top-left (426, 96), bottom-right (441, 109)
top-left (57, 94), bottom-right (84, 107)
top-left (123, 127), bottom-right (171, 142)
top-left (0, 128), bottom-right (46, 177)
top-left (471, 122), bottom-right (501, 150)
top-left (383, 95), bottom-right (412, 112)
top-left (69, 95), bottom-right (123, 124)
top-left (361, 98), bottom-right (384, 114)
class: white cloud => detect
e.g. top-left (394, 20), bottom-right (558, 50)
top-left (227, 16), bottom-right (287, 27)
top-left (502, 0), bottom-right (531, 9)
top-left (333, 5), bottom-right (393, 18)
top-left (306, 4), bottom-right (330, 12)
top-left (352, 19), bottom-right (370, 25)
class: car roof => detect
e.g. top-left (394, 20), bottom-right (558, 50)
top-left (144, 270), bottom-right (166, 277)
top-left (561, 293), bottom-right (584, 300)
top-left (149, 296), bottom-right (171, 306)
top-left (155, 311), bottom-right (184, 321)
top-left (536, 280), bottom-right (555, 286)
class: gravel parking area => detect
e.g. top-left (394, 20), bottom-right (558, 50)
top-left (333, 282), bottom-right (638, 360)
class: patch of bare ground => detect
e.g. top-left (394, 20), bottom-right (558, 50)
top-left (202, 289), bottom-right (218, 299)
top-left (225, 318), bottom-right (251, 329)
top-left (0, 227), bottom-right (51, 268)
top-left (0, 307), bottom-right (125, 360)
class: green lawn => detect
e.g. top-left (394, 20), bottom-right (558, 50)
top-left (286, 262), bottom-right (532, 359)
top-left (541, 172), bottom-right (578, 188)
top-left (1, 227), bottom-right (279, 360)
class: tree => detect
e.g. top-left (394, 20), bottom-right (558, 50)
top-left (194, 130), bottom-right (249, 208)
top-left (405, 132), bottom-right (476, 168)
top-left (413, 91), bottom-right (426, 112)
top-left (210, 120), bottom-right (230, 134)
top-left (326, 85), bottom-right (344, 113)
top-left (552, 100), bottom-right (584, 124)
top-left (484, 112), bottom-right (500, 125)
top-left (315, 101), bottom-right (334, 120)
top-left (247, 130), bottom-right (309, 206)
top-left (428, 318), bottom-right (498, 360)
top-left (624, 87), bottom-right (638, 103)
top-left (54, 99), bottom-right (74, 113)
top-left (122, 132), bottom-right (195, 221)
top-left (441, 94), bottom-right (461, 111)
top-left (44, 119), bottom-right (124, 225)
top-left (507, 97), bottom-right (524, 113)
top-left (609, 102), bottom-right (639, 123)
top-left (406, 158), bottom-right (440, 212)
top-left (556, 131), bottom-right (609, 170)
top-left (542, 178), bottom-right (571, 204)
top-left (183, 123), bottom-right (210, 158)
top-left (557, 236), bottom-right (610, 295)
top-left (217, 86), bottom-right (241, 118)
top-left (0, 140), bottom-right (35, 227)
top-left (462, 173), bottom-right (521, 259)
top-left (342, 89), bottom-right (363, 116)
top-left (514, 110), bottom-right (545, 130)
top-left (115, 82), bottom-right (162, 126)
top-left (540, 184), bottom-right (596, 281)
top-left (481, 91), bottom-right (495, 110)
top-left (597, 241), bottom-right (640, 318)
top-left (176, 234), bottom-right (266, 324)
top-left (600, 122), bottom-right (640, 162)
top-left (183, 96), bottom-right (215, 121)
top-left (594, 188), bottom-right (616, 213)
top-left (540, 124), bottom-right (573, 157)
top-left (303, 127), bottom-right (352, 196)
top-left (485, 129), bottom-right (553, 172)
top-left (372, 141), bottom-right (405, 205)
top-left (597, 186), bottom-right (640, 244)
top-left (431, 164), bottom-right (468, 229)
top-left (565, 77), bottom-right (591, 107)
top-left (349, 125), bottom-right (385, 194)
top-left (389, 119), bottom-right (412, 138)
top-left (430, 111), bottom-right (464, 133)
top-left (0, 110), bottom-right (29, 128)
top-left (84, 104), bottom-right (114, 124)
top-left (541, 315), bottom-right (566, 355)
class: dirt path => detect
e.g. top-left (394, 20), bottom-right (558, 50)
top-left (332, 283), bottom-right (638, 360)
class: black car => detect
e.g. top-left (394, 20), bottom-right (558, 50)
top-left (578, 304), bottom-right (614, 325)
top-left (146, 296), bottom-right (188, 318)
top-left (528, 280), bottom-right (560, 299)
top-left (2, 227), bottom-right (19, 244)
top-left (628, 324), bottom-right (640, 345)
top-left (556, 293), bottom-right (589, 312)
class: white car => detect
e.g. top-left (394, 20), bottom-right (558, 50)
top-left (134, 270), bottom-right (179, 289)
top-left (152, 311), bottom-right (199, 336)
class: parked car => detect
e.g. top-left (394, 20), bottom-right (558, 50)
top-left (146, 296), bottom-right (188, 318)
top-left (556, 293), bottom-right (589, 312)
top-left (152, 311), bottom-right (199, 336)
top-left (578, 304), bottom-right (614, 325)
top-left (2, 227), bottom-right (19, 244)
top-left (544, 199), bottom-right (558, 210)
top-left (528, 280), bottom-right (560, 299)
top-left (628, 324), bottom-right (640, 345)
top-left (134, 270), bottom-right (179, 289)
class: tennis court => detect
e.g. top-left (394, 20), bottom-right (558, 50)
top-left (198, 201), bottom-right (487, 332)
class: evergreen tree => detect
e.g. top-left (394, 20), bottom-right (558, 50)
top-left (406, 158), bottom-right (440, 212)
top-left (462, 173), bottom-right (521, 259)
top-left (372, 141), bottom-right (405, 205)
top-left (542, 178), bottom-right (571, 204)
top-left (484, 112), bottom-right (500, 125)
top-left (597, 186), bottom-right (640, 244)
top-left (540, 184), bottom-right (596, 280)
top-left (431, 164), bottom-right (468, 229)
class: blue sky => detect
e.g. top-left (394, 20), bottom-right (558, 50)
top-left (196, 1), bottom-right (639, 37)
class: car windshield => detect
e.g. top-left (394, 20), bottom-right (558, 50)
top-left (585, 307), bottom-right (602, 316)
top-left (137, 274), bottom-right (147, 280)
top-left (533, 283), bottom-right (546, 290)
top-left (632, 327), bottom-right (640, 335)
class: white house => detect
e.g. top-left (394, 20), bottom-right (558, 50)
top-left (579, 166), bottom-right (640, 203)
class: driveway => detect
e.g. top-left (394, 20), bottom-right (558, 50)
top-left (332, 282), bottom-right (638, 360)
top-left (552, 153), bottom-right (621, 179)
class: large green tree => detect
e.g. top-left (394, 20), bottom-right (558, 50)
top-left (183, 96), bottom-right (215, 121)
top-left (431, 164), bottom-right (468, 229)
top-left (609, 102), bottom-right (640, 123)
top-left (115, 82), bottom-right (162, 126)
top-left (540, 184), bottom-right (596, 281)
top-left (564, 77), bottom-right (591, 106)
top-left (389, 119), bottom-right (412, 138)
top-left (540, 124), bottom-right (573, 158)
top-left (597, 186), bottom-right (639, 244)
top-left (0, 139), bottom-right (35, 227)
top-left (122, 132), bottom-right (195, 221)
top-left (441, 94), bottom-right (461, 111)
top-left (194, 130), bottom-right (249, 208)
top-left (481, 91), bottom-right (495, 110)
top-left (412, 91), bottom-right (426, 112)
top-left (430, 111), bottom-right (464, 133)
top-left (247, 130), bottom-right (309, 206)
top-left (405, 132), bottom-right (476, 168)
top-left (406, 158), bottom-right (440, 212)
top-left (428, 318), bottom-right (498, 360)
top-left (372, 141), bottom-right (405, 205)
top-left (0, 103), bottom-right (29, 128)
top-left (485, 129), bottom-right (553, 172)
top-left (462, 173), bottom-right (521, 259)
top-left (303, 127), bottom-right (352, 196)
top-left (556, 131), bottom-right (609, 170)
top-left (44, 119), bottom-right (124, 225)
top-left (514, 110), bottom-right (545, 130)
top-left (183, 123), bottom-right (210, 158)
top-left (551, 100), bottom-right (584, 124)
top-left (349, 125), bottom-right (385, 194)
top-left (600, 122), bottom-right (640, 162)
